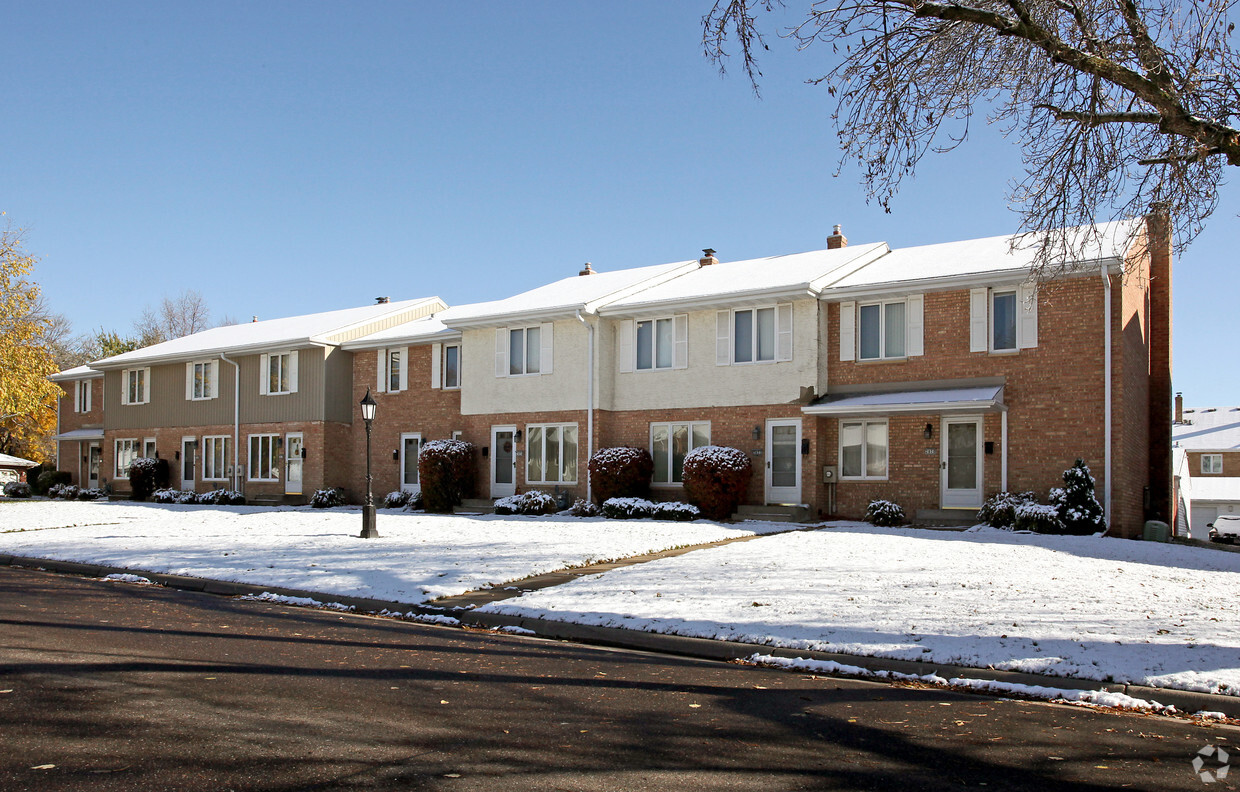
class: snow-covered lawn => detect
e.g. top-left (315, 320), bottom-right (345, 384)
top-left (0, 500), bottom-right (787, 603)
top-left (478, 523), bottom-right (1240, 698)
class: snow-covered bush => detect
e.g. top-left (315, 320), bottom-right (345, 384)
top-left (682, 446), bottom-right (753, 521)
top-left (35, 469), bottom-right (70, 496)
top-left (405, 490), bottom-right (425, 511)
top-left (383, 490), bottom-right (411, 509)
top-left (127, 457), bottom-right (169, 501)
top-left (1050, 459), bottom-right (1108, 535)
top-left (588, 447), bottom-right (653, 505)
top-left (3, 481), bottom-right (32, 498)
top-left (977, 491), bottom-right (1039, 529)
top-left (494, 490), bottom-right (558, 516)
top-left (418, 439), bottom-right (476, 514)
top-left (310, 487), bottom-right (347, 508)
top-left (865, 499), bottom-right (905, 527)
top-left (569, 498), bottom-right (599, 517)
top-left (199, 489), bottom-right (246, 506)
top-left (48, 483), bottom-right (80, 500)
top-left (76, 487), bottom-right (104, 501)
top-left (601, 497), bottom-right (656, 519)
top-left (653, 501), bottom-right (699, 521)
top-left (1013, 502), bottom-right (1064, 533)
top-left (151, 488), bottom-right (180, 504)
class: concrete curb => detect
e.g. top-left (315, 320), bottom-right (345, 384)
top-left (7, 553), bottom-right (1239, 720)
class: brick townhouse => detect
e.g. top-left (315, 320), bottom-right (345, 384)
top-left (50, 217), bottom-right (1171, 537)
top-left (1172, 395), bottom-right (1240, 537)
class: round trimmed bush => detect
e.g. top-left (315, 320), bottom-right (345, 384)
top-left (588, 447), bottom-right (654, 505)
top-left (495, 490), bottom-right (558, 516)
top-left (419, 440), bottom-right (476, 514)
top-left (682, 446), bottom-right (753, 521)
top-left (383, 490), bottom-right (412, 509)
top-left (3, 481), bottom-right (32, 498)
top-left (977, 491), bottom-right (1039, 529)
top-left (127, 457), bottom-right (170, 501)
top-left (1013, 502), bottom-right (1064, 533)
top-left (569, 498), bottom-right (600, 517)
top-left (653, 501), bottom-right (700, 522)
top-left (310, 487), bottom-right (347, 508)
top-left (600, 497), bottom-right (656, 519)
top-left (865, 499), bottom-right (905, 527)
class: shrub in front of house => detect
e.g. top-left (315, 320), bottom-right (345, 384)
top-left (200, 489), bottom-right (246, 506)
top-left (1050, 459), bottom-right (1108, 535)
top-left (152, 488), bottom-right (179, 504)
top-left (3, 481), bottom-right (32, 498)
top-left (682, 446), bottom-right (753, 521)
top-left (405, 490), bottom-right (425, 511)
top-left (653, 501), bottom-right (700, 521)
top-left (48, 483), bottom-right (80, 500)
top-left (600, 497), bottom-right (656, 520)
top-left (383, 490), bottom-right (411, 509)
top-left (865, 499), bottom-right (905, 527)
top-left (569, 498), bottom-right (599, 517)
top-left (310, 487), bottom-right (347, 508)
top-left (1013, 502), bottom-right (1064, 533)
top-left (494, 490), bottom-right (558, 516)
top-left (419, 440), bottom-right (477, 514)
top-left (36, 470), bottom-right (71, 496)
top-left (77, 488), bottom-right (104, 500)
top-left (127, 457), bottom-right (170, 501)
top-left (588, 447), bottom-right (654, 505)
top-left (977, 491), bottom-right (1039, 529)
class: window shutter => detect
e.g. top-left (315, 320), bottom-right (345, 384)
top-left (431, 343), bottom-right (442, 388)
top-left (618, 320), bottom-right (634, 373)
top-left (715, 311), bottom-right (731, 366)
top-left (776, 303), bottom-right (793, 362)
top-left (210, 360), bottom-right (220, 398)
top-left (494, 330), bottom-right (507, 377)
top-left (905, 294), bottom-right (924, 357)
top-left (673, 314), bottom-right (689, 369)
top-left (398, 346), bottom-right (409, 392)
top-left (839, 302), bottom-right (856, 362)
top-left (1017, 283), bottom-right (1038, 349)
top-left (186, 362), bottom-right (194, 400)
top-left (289, 351), bottom-right (299, 393)
top-left (259, 354), bottom-right (269, 395)
top-left (120, 371), bottom-right (129, 406)
top-left (142, 368), bottom-right (151, 403)
top-left (539, 323), bottom-right (553, 374)
top-left (376, 348), bottom-right (387, 392)
top-left (969, 288), bottom-right (989, 353)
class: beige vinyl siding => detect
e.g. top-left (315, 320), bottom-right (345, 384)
top-left (322, 300), bottom-right (443, 345)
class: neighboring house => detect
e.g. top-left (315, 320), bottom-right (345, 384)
top-left (1172, 396), bottom-right (1240, 536)
top-left (49, 365), bottom-right (105, 489)
top-left (0, 453), bottom-right (38, 486)
top-left (57, 297), bottom-right (444, 502)
top-left (48, 217), bottom-right (1172, 537)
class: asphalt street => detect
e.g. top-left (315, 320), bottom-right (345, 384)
top-left (1, 565), bottom-right (1235, 791)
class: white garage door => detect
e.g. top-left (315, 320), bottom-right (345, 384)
top-left (1192, 505), bottom-right (1219, 539)
top-left (0, 469), bottom-right (18, 485)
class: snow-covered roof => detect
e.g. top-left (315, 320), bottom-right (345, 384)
top-left (343, 305), bottom-right (477, 349)
top-left (0, 453), bottom-right (37, 468)
top-left (804, 385), bottom-right (1005, 416)
top-left (597, 244), bottom-right (890, 315)
top-left (1174, 407), bottom-right (1240, 450)
top-left (52, 428), bottom-right (105, 442)
top-left (49, 364), bottom-right (102, 382)
top-left (91, 297), bottom-right (444, 368)
top-left (444, 261), bottom-right (696, 327)
top-left (1184, 476), bottom-right (1240, 503)
top-left (826, 219), bottom-right (1142, 296)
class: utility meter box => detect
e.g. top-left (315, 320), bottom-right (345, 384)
top-left (822, 465), bottom-right (838, 483)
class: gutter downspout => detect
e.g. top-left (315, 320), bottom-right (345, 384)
top-left (1100, 265), bottom-right (1113, 531)
top-left (219, 352), bottom-right (240, 494)
top-left (575, 310), bottom-right (594, 504)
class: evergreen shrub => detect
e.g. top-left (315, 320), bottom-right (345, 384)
top-left (418, 440), bottom-right (476, 514)
top-left (588, 447), bottom-right (653, 505)
top-left (682, 446), bottom-right (753, 521)
top-left (865, 499), bottom-right (905, 527)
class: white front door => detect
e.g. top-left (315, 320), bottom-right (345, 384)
top-left (87, 443), bottom-right (101, 489)
top-left (399, 433), bottom-right (422, 493)
top-left (285, 433), bottom-right (304, 495)
top-left (491, 425), bottom-right (517, 498)
top-left (765, 418), bottom-right (802, 505)
top-left (941, 416), bottom-right (984, 509)
top-left (181, 437), bottom-right (197, 491)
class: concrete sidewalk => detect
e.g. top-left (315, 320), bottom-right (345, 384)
top-left (4, 545), bottom-right (1238, 722)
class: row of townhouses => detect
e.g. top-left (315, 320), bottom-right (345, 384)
top-left (51, 218), bottom-right (1173, 538)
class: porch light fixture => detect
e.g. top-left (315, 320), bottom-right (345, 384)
top-left (752, 426), bottom-right (761, 441)
top-left (359, 388), bottom-right (379, 539)
top-left (514, 428), bottom-right (523, 443)
top-left (923, 423), bottom-right (934, 440)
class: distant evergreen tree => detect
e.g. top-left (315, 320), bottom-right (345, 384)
top-left (1049, 459), bottom-right (1108, 535)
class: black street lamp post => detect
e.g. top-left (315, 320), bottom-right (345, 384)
top-left (359, 388), bottom-right (378, 539)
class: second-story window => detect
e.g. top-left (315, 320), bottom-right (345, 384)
top-left (858, 301), bottom-right (906, 360)
top-left (734, 307), bottom-right (776, 363)
top-left (992, 290), bottom-right (1017, 351)
top-left (443, 344), bottom-right (460, 389)
top-left (74, 380), bottom-right (92, 413)
top-left (637, 318), bottom-right (674, 370)
top-left (188, 360), bottom-right (217, 400)
top-left (1203, 454), bottom-right (1224, 474)
top-left (121, 368), bottom-right (150, 405)
top-left (509, 327), bottom-right (541, 375)
top-left (388, 349), bottom-right (402, 391)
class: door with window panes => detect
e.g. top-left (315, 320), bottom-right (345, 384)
top-left (940, 416), bottom-right (984, 508)
top-left (284, 433), bottom-right (303, 495)
top-left (400, 433), bottom-right (421, 493)
top-left (765, 419), bottom-right (802, 504)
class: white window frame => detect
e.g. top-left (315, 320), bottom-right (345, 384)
top-left (74, 380), bottom-right (92, 413)
top-left (260, 351), bottom-right (298, 396)
top-left (115, 438), bottom-right (138, 478)
top-left (637, 316), bottom-right (676, 370)
top-left (857, 300), bottom-right (908, 360)
top-left (443, 344), bottom-right (461, 389)
top-left (495, 324), bottom-right (553, 378)
top-left (716, 304), bottom-right (793, 366)
top-left (650, 421), bottom-right (711, 486)
top-left (187, 359), bottom-right (218, 401)
top-left (509, 327), bottom-right (542, 376)
top-left (525, 423), bottom-right (578, 485)
top-left (143, 437), bottom-right (157, 459)
top-left (970, 285), bottom-right (1037, 354)
top-left (376, 347), bottom-right (408, 393)
top-left (202, 435), bottom-right (231, 481)
top-left (121, 368), bottom-right (150, 405)
top-left (839, 419), bottom-right (889, 481)
top-left (733, 306), bottom-right (777, 364)
top-left (247, 434), bottom-right (280, 482)
top-left (990, 289), bottom-right (1018, 352)
top-left (1203, 454), bottom-right (1224, 475)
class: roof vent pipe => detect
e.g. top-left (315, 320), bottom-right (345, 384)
top-left (699, 248), bottom-right (718, 266)
top-left (375, 296), bottom-right (390, 304)
top-left (251, 316), bottom-right (258, 323)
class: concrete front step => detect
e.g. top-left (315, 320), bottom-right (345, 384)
top-left (732, 504), bottom-right (812, 523)
top-left (914, 508), bottom-right (978, 527)
top-left (454, 498), bottom-right (496, 515)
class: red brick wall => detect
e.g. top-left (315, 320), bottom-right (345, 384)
top-left (1186, 450), bottom-right (1240, 477)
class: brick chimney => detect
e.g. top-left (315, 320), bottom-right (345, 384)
top-left (699, 248), bottom-right (718, 266)
top-left (375, 296), bottom-right (390, 304)
top-left (1175, 392), bottom-right (1183, 424)
top-left (827, 224), bottom-right (848, 249)
top-left (579, 263), bottom-right (596, 276)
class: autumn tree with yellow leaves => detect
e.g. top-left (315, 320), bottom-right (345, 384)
top-left (0, 218), bottom-right (60, 462)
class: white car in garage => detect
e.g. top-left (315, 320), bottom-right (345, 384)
top-left (1209, 515), bottom-right (1240, 544)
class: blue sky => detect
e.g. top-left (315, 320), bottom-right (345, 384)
top-left (5, 2), bottom-right (1236, 404)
